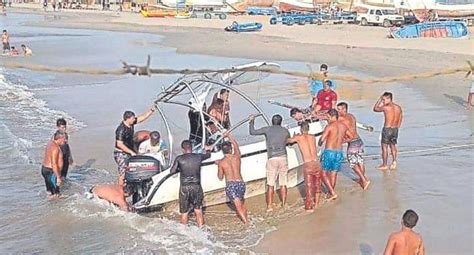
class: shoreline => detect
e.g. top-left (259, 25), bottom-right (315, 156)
top-left (2, 8), bottom-right (474, 254)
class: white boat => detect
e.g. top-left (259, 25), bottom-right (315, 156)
top-left (393, 0), bottom-right (474, 18)
top-left (130, 62), bottom-right (324, 212)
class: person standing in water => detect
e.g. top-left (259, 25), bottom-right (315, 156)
top-left (41, 130), bottom-right (66, 198)
top-left (2, 29), bottom-right (10, 54)
top-left (56, 118), bottom-right (74, 178)
top-left (318, 109), bottom-right (353, 191)
top-left (216, 132), bottom-right (248, 224)
top-left (287, 121), bottom-right (337, 212)
top-left (170, 140), bottom-right (211, 227)
top-left (373, 92), bottom-right (403, 170)
top-left (336, 102), bottom-right (370, 190)
top-left (384, 209), bottom-right (424, 255)
top-left (114, 107), bottom-right (155, 183)
top-left (249, 114), bottom-right (290, 211)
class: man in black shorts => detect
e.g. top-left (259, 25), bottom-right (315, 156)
top-left (114, 107), bottom-right (155, 183)
top-left (170, 140), bottom-right (211, 227)
top-left (41, 130), bottom-right (66, 198)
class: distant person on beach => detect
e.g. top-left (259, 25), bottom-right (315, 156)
top-left (312, 79), bottom-right (337, 119)
top-left (318, 109), bottom-right (353, 191)
top-left (114, 107), bottom-right (155, 183)
top-left (384, 210), bottom-right (425, 255)
top-left (89, 183), bottom-right (133, 211)
top-left (287, 121), bottom-right (337, 211)
top-left (56, 118), bottom-right (74, 178)
top-left (2, 30), bottom-right (10, 54)
top-left (41, 130), bottom-right (66, 198)
top-left (337, 102), bottom-right (370, 190)
top-left (21, 44), bottom-right (32, 56)
top-left (212, 89), bottom-right (231, 129)
top-left (249, 114), bottom-right (290, 211)
top-left (216, 132), bottom-right (248, 224)
top-left (309, 64), bottom-right (336, 97)
top-left (373, 92), bottom-right (403, 170)
top-left (9, 46), bottom-right (18, 56)
top-left (466, 71), bottom-right (473, 110)
top-left (170, 140), bottom-right (211, 227)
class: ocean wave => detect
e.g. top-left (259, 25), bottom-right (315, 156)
top-left (0, 70), bottom-right (86, 138)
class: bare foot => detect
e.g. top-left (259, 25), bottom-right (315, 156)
top-left (266, 207), bottom-right (273, 212)
top-left (363, 180), bottom-right (371, 191)
top-left (377, 164), bottom-right (389, 170)
top-left (326, 194), bottom-right (338, 201)
top-left (389, 161), bottom-right (397, 170)
top-left (305, 208), bottom-right (314, 213)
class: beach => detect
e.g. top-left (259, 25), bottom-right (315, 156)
top-left (1, 6), bottom-right (473, 254)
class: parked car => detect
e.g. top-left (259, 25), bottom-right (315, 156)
top-left (357, 8), bottom-right (404, 27)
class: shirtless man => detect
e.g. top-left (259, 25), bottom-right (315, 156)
top-left (384, 210), bottom-right (425, 255)
top-left (216, 133), bottom-right (248, 224)
top-left (2, 30), bottom-right (10, 54)
top-left (318, 109), bottom-right (354, 190)
top-left (373, 92), bottom-right (403, 170)
top-left (56, 118), bottom-right (74, 178)
top-left (90, 183), bottom-right (132, 211)
top-left (337, 102), bottom-right (370, 190)
top-left (287, 121), bottom-right (337, 211)
top-left (212, 89), bottom-right (231, 129)
top-left (170, 140), bottom-right (211, 227)
top-left (41, 130), bottom-right (66, 198)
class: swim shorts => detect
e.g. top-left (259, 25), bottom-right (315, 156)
top-left (266, 156), bottom-right (288, 186)
top-left (347, 138), bottom-right (365, 168)
top-left (41, 166), bottom-right (60, 195)
top-left (113, 150), bottom-right (131, 175)
top-left (3, 42), bottom-right (10, 51)
top-left (321, 150), bottom-right (344, 172)
top-left (225, 181), bottom-right (246, 201)
top-left (179, 184), bottom-right (204, 214)
top-left (381, 127), bottom-right (399, 145)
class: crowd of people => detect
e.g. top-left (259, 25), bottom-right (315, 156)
top-left (2, 29), bottom-right (33, 56)
top-left (39, 64), bottom-right (425, 254)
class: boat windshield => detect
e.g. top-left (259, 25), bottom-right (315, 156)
top-left (382, 9), bottom-right (398, 15)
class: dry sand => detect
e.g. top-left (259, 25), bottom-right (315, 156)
top-left (6, 6), bottom-right (474, 254)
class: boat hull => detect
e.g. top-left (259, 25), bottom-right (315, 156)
top-left (391, 21), bottom-right (470, 39)
top-left (135, 121), bottom-right (324, 212)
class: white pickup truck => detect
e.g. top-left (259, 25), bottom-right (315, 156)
top-left (357, 8), bottom-right (404, 27)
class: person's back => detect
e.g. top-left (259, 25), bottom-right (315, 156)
top-left (387, 230), bottom-right (422, 255)
top-left (324, 121), bottom-right (347, 150)
top-left (384, 209), bottom-right (424, 255)
top-left (384, 103), bottom-right (402, 128)
top-left (219, 153), bottom-right (242, 181)
top-left (172, 153), bottom-right (209, 185)
top-left (294, 134), bottom-right (317, 162)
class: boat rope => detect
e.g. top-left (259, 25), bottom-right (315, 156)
top-left (362, 143), bottom-right (474, 160)
top-left (2, 57), bottom-right (473, 84)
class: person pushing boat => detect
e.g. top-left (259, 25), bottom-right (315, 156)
top-left (337, 102), bottom-right (370, 190)
top-left (249, 114), bottom-right (290, 212)
top-left (170, 140), bottom-right (211, 227)
top-left (287, 121), bottom-right (337, 211)
top-left (216, 132), bottom-right (248, 224)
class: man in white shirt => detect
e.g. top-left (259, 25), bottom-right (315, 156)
top-left (139, 131), bottom-right (168, 165)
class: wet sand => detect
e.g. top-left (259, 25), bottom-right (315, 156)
top-left (3, 7), bottom-right (474, 254)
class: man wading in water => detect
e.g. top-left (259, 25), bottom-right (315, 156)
top-left (373, 92), bottom-right (403, 170)
top-left (216, 132), bottom-right (248, 224)
top-left (41, 130), bottom-right (66, 198)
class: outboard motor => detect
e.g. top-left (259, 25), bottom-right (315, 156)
top-left (124, 155), bottom-right (161, 204)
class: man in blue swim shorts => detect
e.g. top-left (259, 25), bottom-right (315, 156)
top-left (319, 109), bottom-right (354, 191)
top-left (217, 132), bottom-right (248, 224)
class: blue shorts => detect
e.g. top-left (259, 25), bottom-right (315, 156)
top-left (225, 181), bottom-right (246, 201)
top-left (321, 150), bottom-right (344, 172)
